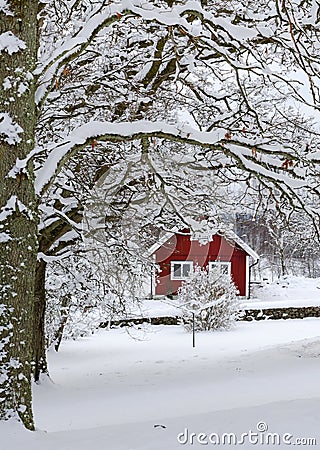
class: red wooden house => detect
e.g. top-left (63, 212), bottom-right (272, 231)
top-left (148, 228), bottom-right (259, 298)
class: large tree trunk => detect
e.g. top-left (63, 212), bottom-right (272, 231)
top-left (0, 0), bottom-right (39, 430)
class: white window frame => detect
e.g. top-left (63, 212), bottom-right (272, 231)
top-left (209, 261), bottom-right (231, 276)
top-left (170, 261), bottom-right (193, 280)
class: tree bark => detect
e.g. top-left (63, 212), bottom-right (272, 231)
top-left (33, 260), bottom-right (48, 382)
top-left (31, 206), bottom-right (83, 380)
top-left (0, 0), bottom-right (39, 430)
top-left (53, 294), bottom-right (71, 353)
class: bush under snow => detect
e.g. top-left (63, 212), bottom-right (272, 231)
top-left (178, 266), bottom-right (240, 332)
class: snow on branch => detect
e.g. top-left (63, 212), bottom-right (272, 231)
top-left (35, 120), bottom-right (222, 194)
top-left (0, 195), bottom-right (29, 223)
top-left (35, 4), bottom-right (131, 104)
top-left (35, 120), bottom-right (308, 198)
top-left (37, 0), bottom-right (202, 71)
top-left (230, 145), bottom-right (305, 189)
top-left (0, 232), bottom-right (11, 243)
top-left (0, 0), bottom-right (13, 16)
top-left (37, 251), bottom-right (73, 262)
top-left (39, 203), bottom-right (82, 233)
top-left (35, 0), bottom-right (263, 106)
top-left (0, 31), bottom-right (26, 55)
top-left (0, 112), bottom-right (23, 145)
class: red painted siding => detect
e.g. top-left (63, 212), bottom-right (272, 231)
top-left (155, 231), bottom-right (248, 296)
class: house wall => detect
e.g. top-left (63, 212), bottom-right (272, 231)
top-left (155, 232), bottom-right (248, 296)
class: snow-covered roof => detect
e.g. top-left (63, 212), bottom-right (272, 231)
top-left (222, 228), bottom-right (260, 262)
top-left (147, 227), bottom-right (259, 262)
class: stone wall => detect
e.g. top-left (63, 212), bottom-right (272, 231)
top-left (242, 306), bottom-right (320, 321)
top-left (101, 306), bottom-right (320, 328)
top-left (101, 316), bottom-right (180, 328)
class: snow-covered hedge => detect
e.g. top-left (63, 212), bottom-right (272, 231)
top-left (178, 266), bottom-right (240, 331)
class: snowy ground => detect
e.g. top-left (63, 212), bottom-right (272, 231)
top-left (124, 275), bottom-right (320, 319)
top-left (2, 318), bottom-right (320, 449)
top-left (245, 275), bottom-right (320, 309)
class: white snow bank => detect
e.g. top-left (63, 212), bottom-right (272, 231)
top-left (243, 275), bottom-right (320, 309)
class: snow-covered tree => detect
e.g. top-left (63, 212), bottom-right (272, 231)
top-left (1, 0), bottom-right (320, 429)
top-left (178, 266), bottom-right (239, 331)
top-left (45, 252), bottom-right (136, 349)
top-left (235, 191), bottom-right (320, 280)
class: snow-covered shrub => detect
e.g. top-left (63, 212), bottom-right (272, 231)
top-left (45, 256), bottom-right (114, 348)
top-left (45, 246), bottom-right (149, 348)
top-left (178, 266), bottom-right (240, 331)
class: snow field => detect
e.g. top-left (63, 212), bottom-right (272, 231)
top-left (2, 318), bottom-right (320, 449)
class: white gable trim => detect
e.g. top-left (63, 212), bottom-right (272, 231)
top-left (146, 227), bottom-right (180, 256)
top-left (223, 229), bottom-right (259, 262)
top-left (245, 255), bottom-right (250, 298)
